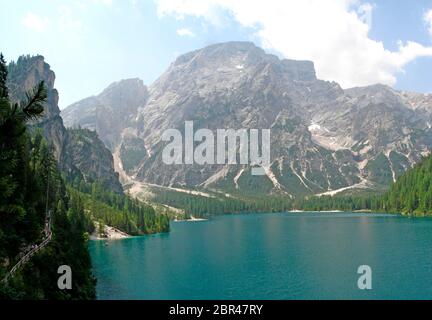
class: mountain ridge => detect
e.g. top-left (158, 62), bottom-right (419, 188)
top-left (62, 41), bottom-right (432, 198)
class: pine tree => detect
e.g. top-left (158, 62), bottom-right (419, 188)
top-left (0, 53), bottom-right (8, 99)
top-left (1, 55), bottom-right (96, 299)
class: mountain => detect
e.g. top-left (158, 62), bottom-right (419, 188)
top-left (66, 128), bottom-right (124, 193)
top-left (62, 42), bottom-right (432, 198)
top-left (62, 78), bottom-right (148, 151)
top-left (7, 55), bottom-right (68, 163)
top-left (7, 55), bottom-right (123, 194)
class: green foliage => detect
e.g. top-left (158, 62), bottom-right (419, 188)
top-left (152, 187), bottom-right (386, 217)
top-left (0, 131), bottom-right (96, 300)
top-left (153, 189), bottom-right (294, 217)
top-left (0, 55), bottom-right (95, 299)
top-left (0, 53), bottom-right (47, 261)
top-left (0, 53), bottom-right (8, 99)
top-left (66, 128), bottom-right (124, 194)
top-left (236, 167), bottom-right (275, 195)
top-left (365, 153), bottom-right (394, 186)
top-left (281, 154), bottom-right (432, 215)
top-left (6, 55), bottom-right (43, 102)
top-left (119, 136), bottom-right (147, 173)
top-left (380, 154), bottom-right (432, 215)
top-left (3, 194), bottom-right (96, 300)
top-left (292, 194), bottom-right (382, 212)
top-left (389, 151), bottom-right (410, 179)
top-left (68, 178), bottom-right (170, 235)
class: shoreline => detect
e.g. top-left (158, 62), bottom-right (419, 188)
top-left (90, 222), bottom-right (131, 241)
top-left (88, 211), bottom-right (411, 243)
top-left (174, 215), bottom-right (208, 222)
top-left (287, 210), bottom-right (345, 213)
top-left (89, 210), bottom-right (404, 242)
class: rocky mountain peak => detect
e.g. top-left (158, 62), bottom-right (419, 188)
top-left (173, 41), bottom-right (264, 66)
top-left (159, 41), bottom-right (317, 91)
top-left (62, 42), bottom-right (432, 197)
top-left (62, 78), bottom-right (148, 151)
top-left (7, 55), bottom-right (59, 119)
top-left (101, 78), bottom-right (147, 101)
top-left (281, 59), bottom-right (316, 82)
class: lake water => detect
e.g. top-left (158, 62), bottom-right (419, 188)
top-left (89, 212), bottom-right (432, 300)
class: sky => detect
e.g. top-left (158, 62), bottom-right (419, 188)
top-left (1, 0), bottom-right (432, 109)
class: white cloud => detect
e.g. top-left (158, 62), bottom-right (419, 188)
top-left (22, 12), bottom-right (49, 32)
top-left (156, 0), bottom-right (432, 88)
top-left (176, 28), bottom-right (196, 37)
top-left (58, 6), bottom-right (83, 32)
top-left (22, 7), bottom-right (83, 34)
top-left (425, 9), bottom-right (432, 36)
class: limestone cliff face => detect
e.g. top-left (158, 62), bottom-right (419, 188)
top-left (7, 55), bottom-right (67, 162)
top-left (7, 55), bottom-right (123, 194)
top-left (62, 78), bottom-right (148, 151)
top-left (66, 128), bottom-right (123, 193)
top-left (62, 42), bottom-right (432, 197)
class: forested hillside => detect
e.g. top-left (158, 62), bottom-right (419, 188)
top-left (65, 128), bottom-right (123, 194)
top-left (294, 154), bottom-right (432, 215)
top-left (152, 153), bottom-right (432, 216)
top-left (0, 53), bottom-right (95, 299)
top-left (380, 154), bottom-right (432, 215)
top-left (68, 176), bottom-right (169, 235)
top-left (1, 51), bottom-right (172, 299)
top-left (5, 54), bottom-right (170, 236)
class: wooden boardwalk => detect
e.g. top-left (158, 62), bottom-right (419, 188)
top-left (1, 211), bottom-right (52, 284)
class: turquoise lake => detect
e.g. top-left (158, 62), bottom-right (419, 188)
top-left (89, 213), bottom-right (432, 300)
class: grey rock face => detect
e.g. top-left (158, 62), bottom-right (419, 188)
top-left (8, 55), bottom-right (68, 163)
top-left (66, 128), bottom-right (123, 193)
top-left (62, 78), bottom-right (148, 151)
top-left (63, 42), bottom-right (432, 197)
top-left (7, 55), bottom-right (124, 194)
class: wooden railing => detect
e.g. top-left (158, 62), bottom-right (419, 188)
top-left (1, 211), bottom-right (52, 284)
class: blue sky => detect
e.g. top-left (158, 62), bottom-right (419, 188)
top-left (1, 0), bottom-right (432, 108)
